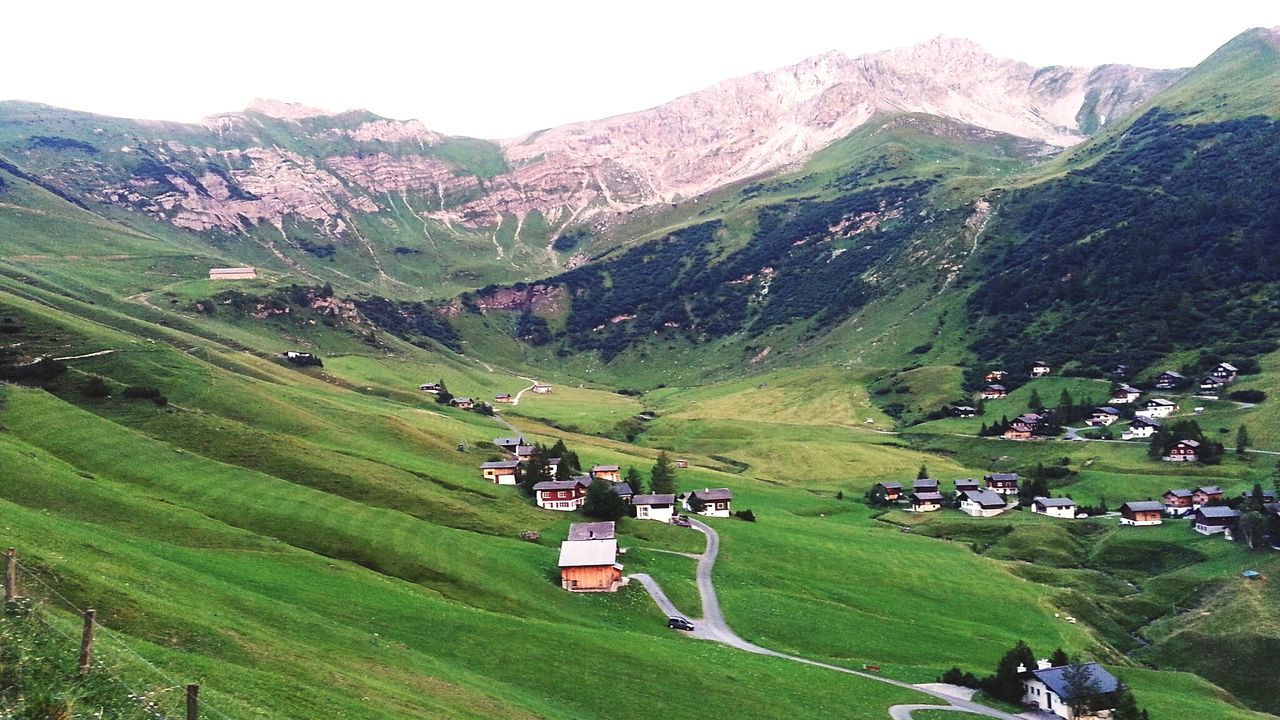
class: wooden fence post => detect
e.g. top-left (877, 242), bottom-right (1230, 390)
top-left (78, 609), bottom-right (96, 675)
top-left (3, 548), bottom-right (16, 602)
top-left (186, 684), bottom-right (199, 720)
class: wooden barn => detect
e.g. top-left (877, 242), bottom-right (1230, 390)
top-left (558, 538), bottom-right (623, 592)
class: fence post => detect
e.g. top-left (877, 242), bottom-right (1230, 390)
top-left (187, 684), bottom-right (199, 720)
top-left (78, 609), bottom-right (96, 675)
top-left (4, 548), bottom-right (16, 602)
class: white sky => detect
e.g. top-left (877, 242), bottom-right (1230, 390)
top-left (4, 1), bottom-right (1277, 138)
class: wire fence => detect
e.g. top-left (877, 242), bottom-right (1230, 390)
top-left (6, 554), bottom-right (238, 720)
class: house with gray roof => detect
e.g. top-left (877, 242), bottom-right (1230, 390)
top-left (1193, 506), bottom-right (1240, 536)
top-left (959, 489), bottom-right (1007, 517)
top-left (567, 521), bottom-right (616, 542)
top-left (1032, 496), bottom-right (1078, 519)
top-left (1021, 661), bottom-right (1120, 719)
top-left (683, 488), bottom-right (733, 517)
top-left (632, 493), bottom-right (676, 523)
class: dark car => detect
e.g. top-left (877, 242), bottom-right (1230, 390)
top-left (667, 616), bottom-right (695, 631)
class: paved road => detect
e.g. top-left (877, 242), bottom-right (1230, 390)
top-left (632, 519), bottom-right (1025, 720)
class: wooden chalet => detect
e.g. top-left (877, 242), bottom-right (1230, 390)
top-left (1162, 489), bottom-right (1194, 516)
top-left (1193, 506), bottom-right (1240, 536)
top-left (419, 382), bottom-right (443, 394)
top-left (533, 479), bottom-right (590, 511)
top-left (450, 397), bottom-right (475, 409)
top-left (1110, 385), bottom-right (1141, 404)
top-left (494, 393), bottom-right (513, 403)
top-left (558, 538), bottom-right (622, 592)
top-left (912, 478), bottom-right (939, 494)
top-left (951, 405), bottom-right (977, 418)
top-left (1211, 362), bottom-right (1238, 382)
top-left (1199, 376), bottom-right (1228, 393)
top-left (608, 481), bottom-right (635, 503)
top-left (980, 384), bottom-right (1008, 400)
top-left (909, 492), bottom-right (944, 512)
top-left (494, 436), bottom-right (527, 453)
top-left (683, 488), bottom-right (732, 517)
top-left (984, 472), bottom-right (1019, 495)
top-left (632, 493), bottom-right (676, 523)
top-left (1121, 416), bottom-right (1161, 440)
top-left (1155, 371), bottom-right (1186, 389)
top-left (1163, 439), bottom-right (1200, 462)
top-left (1032, 497), bottom-right (1078, 519)
top-left (984, 370), bottom-right (1007, 383)
top-left (1030, 361), bottom-right (1052, 378)
top-left (1120, 501), bottom-right (1165, 526)
top-left (590, 465), bottom-right (621, 482)
top-left (960, 489), bottom-right (1007, 517)
top-left (1087, 407), bottom-right (1121, 427)
top-left (954, 478), bottom-right (980, 493)
top-left (1192, 486), bottom-right (1224, 507)
top-left (480, 459), bottom-right (520, 485)
top-left (875, 481), bottom-right (903, 502)
top-left (1003, 421), bottom-right (1035, 441)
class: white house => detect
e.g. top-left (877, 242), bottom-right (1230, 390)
top-left (1032, 497), bottom-right (1078, 519)
top-left (1121, 416), bottom-right (1161, 440)
top-left (480, 460), bottom-right (520, 485)
top-left (959, 489), bottom-right (1007, 517)
top-left (1135, 398), bottom-right (1178, 419)
top-left (1020, 661), bottom-right (1119, 720)
top-left (1110, 385), bottom-right (1141, 404)
top-left (1031, 361), bottom-right (1052, 378)
top-left (683, 488), bottom-right (732, 517)
top-left (909, 492), bottom-right (944, 512)
top-left (632, 493), bottom-right (676, 523)
top-left (1086, 407), bottom-right (1121, 427)
top-left (532, 383), bottom-right (552, 394)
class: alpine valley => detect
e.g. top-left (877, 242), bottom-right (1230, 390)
top-left (1, 27), bottom-right (1279, 720)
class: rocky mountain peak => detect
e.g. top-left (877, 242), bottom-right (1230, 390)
top-left (243, 99), bottom-right (333, 120)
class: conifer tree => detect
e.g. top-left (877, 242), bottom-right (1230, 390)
top-left (650, 452), bottom-right (677, 495)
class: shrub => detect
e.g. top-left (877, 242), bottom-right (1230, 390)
top-left (734, 509), bottom-right (756, 522)
top-left (1228, 389), bottom-right (1266, 403)
top-left (81, 376), bottom-right (111, 399)
top-left (122, 385), bottom-right (168, 406)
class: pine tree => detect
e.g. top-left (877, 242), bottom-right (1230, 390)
top-left (1237, 425), bottom-right (1251, 455)
top-left (1058, 389), bottom-right (1074, 420)
top-left (983, 641), bottom-right (1036, 704)
top-left (1111, 685), bottom-right (1145, 720)
top-left (650, 452), bottom-right (677, 495)
top-left (520, 456), bottom-right (551, 495)
top-left (1028, 389), bottom-right (1044, 411)
top-left (917, 464), bottom-right (929, 480)
top-left (1049, 647), bottom-right (1070, 667)
top-left (976, 397), bottom-right (986, 416)
top-left (582, 479), bottom-right (627, 521)
top-left (435, 379), bottom-right (453, 405)
top-left (624, 466), bottom-right (644, 493)
top-left (1062, 660), bottom-right (1102, 718)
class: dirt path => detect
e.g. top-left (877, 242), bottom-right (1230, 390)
top-left (52, 349), bottom-right (116, 361)
top-left (631, 519), bottom-right (1021, 720)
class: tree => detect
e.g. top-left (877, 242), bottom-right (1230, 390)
top-left (434, 379), bottom-right (453, 405)
top-left (624, 466), bottom-right (644, 493)
top-left (982, 640), bottom-right (1036, 704)
top-left (81, 375), bottom-right (110, 399)
top-left (1028, 389), bottom-right (1044, 411)
top-left (520, 456), bottom-right (552, 495)
top-left (917, 464), bottom-right (929, 480)
top-left (650, 452), bottom-right (677, 495)
top-left (582, 478), bottom-right (628, 521)
top-left (1049, 647), bottom-right (1070, 668)
top-left (976, 397), bottom-right (986, 416)
top-left (1238, 510), bottom-right (1268, 551)
top-left (1111, 684), bottom-right (1148, 720)
top-left (1237, 424), bottom-right (1251, 455)
top-left (865, 485), bottom-right (892, 508)
top-left (1058, 389), bottom-right (1074, 420)
top-left (1061, 661), bottom-right (1102, 719)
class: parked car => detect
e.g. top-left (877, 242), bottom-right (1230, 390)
top-left (667, 616), bottom-right (695, 631)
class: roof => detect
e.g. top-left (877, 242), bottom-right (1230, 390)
top-left (1121, 501), bottom-right (1165, 513)
top-left (1196, 506), bottom-right (1240, 519)
top-left (1164, 488), bottom-right (1192, 497)
top-left (913, 479), bottom-right (939, 487)
top-left (592, 465), bottom-right (620, 472)
top-left (962, 489), bottom-right (1006, 508)
top-left (911, 492), bottom-right (944, 502)
top-left (209, 267), bottom-right (256, 273)
top-left (1196, 485), bottom-right (1223, 494)
top-left (1171, 439), bottom-right (1201, 448)
top-left (480, 460), bottom-right (520, 470)
top-left (1094, 407), bottom-right (1121, 415)
top-left (878, 481), bottom-right (904, 490)
top-left (452, 397), bottom-right (473, 403)
top-left (1201, 376), bottom-right (1227, 384)
top-left (494, 436), bottom-right (526, 445)
top-left (632, 493), bottom-right (676, 506)
top-left (567, 521), bottom-right (616, 541)
top-left (985, 472), bottom-right (1019, 483)
top-left (1131, 416), bottom-right (1162, 427)
top-left (608, 482), bottom-right (635, 496)
top-left (495, 393), bottom-right (512, 398)
top-left (1030, 663), bottom-right (1120, 699)
top-left (514, 445), bottom-right (534, 455)
top-left (1159, 370), bottom-right (1186, 379)
top-left (691, 488), bottom-right (733, 502)
top-left (1217, 362), bottom-right (1238, 372)
top-left (985, 384), bottom-right (1007, 391)
top-left (1035, 497), bottom-right (1077, 508)
top-left (1146, 398), bottom-right (1177, 407)
top-left (557, 539), bottom-right (618, 568)
top-left (953, 406), bottom-right (976, 412)
top-left (533, 479), bottom-right (588, 491)
top-left (955, 478), bottom-right (980, 486)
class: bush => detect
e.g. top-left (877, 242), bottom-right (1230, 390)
top-left (81, 376), bottom-right (111, 399)
top-left (1228, 389), bottom-right (1266, 403)
top-left (940, 667), bottom-right (981, 688)
top-left (122, 385), bottom-right (168, 406)
top-left (734, 509), bottom-right (757, 522)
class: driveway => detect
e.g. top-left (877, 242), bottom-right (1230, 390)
top-left (631, 518), bottom-right (1026, 720)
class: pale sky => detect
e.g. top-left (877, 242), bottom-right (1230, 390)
top-left (5, 1), bottom-right (1277, 138)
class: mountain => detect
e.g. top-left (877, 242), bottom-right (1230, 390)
top-left (0, 38), bottom-right (1180, 297)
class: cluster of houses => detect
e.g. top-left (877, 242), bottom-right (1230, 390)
top-left (877, 474), bottom-right (1018, 517)
top-left (478, 436), bottom-right (728, 521)
top-left (557, 521), bottom-right (625, 593)
top-left (1157, 363), bottom-right (1239, 395)
top-left (420, 381), bottom-right (551, 409)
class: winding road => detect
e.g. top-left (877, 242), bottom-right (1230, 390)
top-left (632, 519), bottom-right (1030, 720)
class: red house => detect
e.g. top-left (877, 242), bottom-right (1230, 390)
top-left (1192, 486), bottom-right (1224, 507)
top-left (1162, 489), bottom-right (1194, 516)
top-left (1163, 439), bottom-right (1200, 462)
top-left (534, 479), bottom-right (590, 511)
top-left (875, 481), bottom-right (903, 502)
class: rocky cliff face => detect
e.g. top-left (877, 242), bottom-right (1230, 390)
top-left (0, 37), bottom-right (1183, 253)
